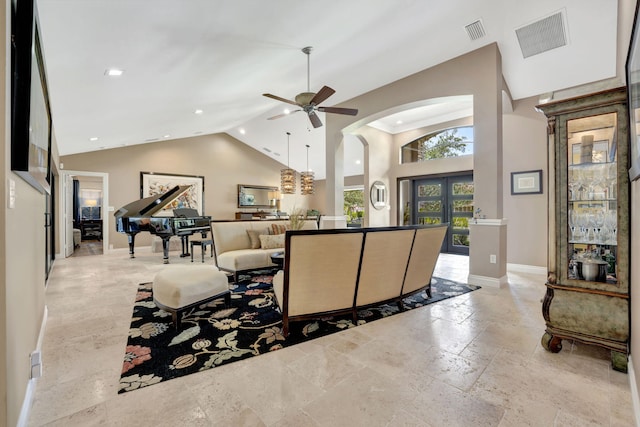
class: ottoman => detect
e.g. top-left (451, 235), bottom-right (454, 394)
top-left (153, 265), bottom-right (230, 329)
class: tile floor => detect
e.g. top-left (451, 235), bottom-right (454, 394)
top-left (27, 248), bottom-right (635, 426)
top-left (71, 240), bottom-right (103, 257)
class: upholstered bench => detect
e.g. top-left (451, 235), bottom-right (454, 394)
top-left (153, 265), bottom-right (230, 329)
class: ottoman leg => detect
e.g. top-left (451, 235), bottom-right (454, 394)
top-left (172, 310), bottom-right (179, 329)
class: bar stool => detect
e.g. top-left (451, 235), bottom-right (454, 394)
top-left (191, 239), bottom-right (213, 262)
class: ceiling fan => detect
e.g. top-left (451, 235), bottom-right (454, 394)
top-left (263, 46), bottom-right (358, 128)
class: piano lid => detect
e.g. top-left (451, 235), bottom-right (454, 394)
top-left (114, 185), bottom-right (192, 218)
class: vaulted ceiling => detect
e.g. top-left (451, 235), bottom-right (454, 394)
top-left (35, 0), bottom-right (620, 179)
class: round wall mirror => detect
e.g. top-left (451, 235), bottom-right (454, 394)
top-left (370, 181), bottom-right (386, 210)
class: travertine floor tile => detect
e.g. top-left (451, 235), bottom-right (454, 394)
top-left (25, 250), bottom-right (635, 426)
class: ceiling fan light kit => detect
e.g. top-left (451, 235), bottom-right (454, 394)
top-left (264, 46), bottom-right (358, 128)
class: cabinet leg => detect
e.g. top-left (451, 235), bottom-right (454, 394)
top-left (611, 351), bottom-right (628, 373)
top-left (541, 332), bottom-right (562, 353)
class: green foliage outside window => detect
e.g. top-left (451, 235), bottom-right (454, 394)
top-left (453, 234), bottom-right (470, 246)
top-left (418, 184), bottom-right (441, 197)
top-left (344, 189), bottom-right (364, 223)
top-left (418, 128), bottom-right (468, 160)
top-left (452, 216), bottom-right (469, 230)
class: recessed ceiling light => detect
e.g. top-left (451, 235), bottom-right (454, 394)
top-left (284, 108), bottom-right (290, 115)
top-left (239, 128), bottom-right (246, 135)
top-left (105, 68), bottom-right (124, 76)
top-left (163, 134), bottom-right (171, 138)
top-left (355, 159), bottom-right (361, 165)
top-left (89, 137), bottom-right (99, 141)
top-left (194, 109), bottom-right (204, 115)
top-left (396, 120), bottom-right (403, 125)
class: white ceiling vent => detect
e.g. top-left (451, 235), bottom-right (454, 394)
top-left (516, 11), bottom-right (567, 58)
top-left (465, 20), bottom-right (486, 41)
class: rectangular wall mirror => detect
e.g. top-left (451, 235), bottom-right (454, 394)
top-left (238, 184), bottom-right (278, 208)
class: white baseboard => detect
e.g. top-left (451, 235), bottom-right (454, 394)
top-left (507, 263), bottom-right (547, 275)
top-left (17, 305), bottom-right (48, 427)
top-left (629, 357), bottom-right (640, 427)
top-left (467, 274), bottom-right (508, 288)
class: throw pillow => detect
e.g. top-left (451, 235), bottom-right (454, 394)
top-left (247, 229), bottom-right (267, 249)
top-left (270, 223), bottom-right (289, 235)
top-left (259, 233), bottom-right (285, 249)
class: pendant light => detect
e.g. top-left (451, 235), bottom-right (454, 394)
top-left (300, 144), bottom-right (314, 195)
top-left (280, 132), bottom-right (296, 194)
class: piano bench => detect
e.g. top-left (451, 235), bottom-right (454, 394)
top-left (153, 265), bottom-right (230, 329)
top-left (191, 239), bottom-right (213, 263)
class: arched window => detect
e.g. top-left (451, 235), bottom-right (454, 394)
top-left (401, 126), bottom-right (473, 163)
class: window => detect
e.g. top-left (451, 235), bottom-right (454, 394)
top-left (401, 126), bottom-right (473, 163)
top-left (344, 188), bottom-right (364, 227)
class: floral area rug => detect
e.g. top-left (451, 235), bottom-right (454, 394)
top-left (119, 268), bottom-right (480, 393)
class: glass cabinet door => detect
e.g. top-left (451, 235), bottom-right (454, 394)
top-left (566, 112), bottom-right (618, 283)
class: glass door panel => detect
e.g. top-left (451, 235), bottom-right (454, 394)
top-left (566, 113), bottom-right (618, 283)
top-left (411, 173), bottom-right (473, 254)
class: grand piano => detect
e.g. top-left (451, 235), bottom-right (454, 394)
top-left (114, 185), bottom-right (212, 263)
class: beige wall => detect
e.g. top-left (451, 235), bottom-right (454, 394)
top-left (502, 96), bottom-right (549, 267)
top-left (325, 43), bottom-right (505, 221)
top-left (61, 133), bottom-right (316, 250)
top-left (322, 43), bottom-right (506, 281)
top-left (3, 0), bottom-right (52, 423)
top-left (353, 126), bottom-right (393, 227)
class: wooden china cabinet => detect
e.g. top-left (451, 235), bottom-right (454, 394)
top-left (537, 88), bottom-right (630, 372)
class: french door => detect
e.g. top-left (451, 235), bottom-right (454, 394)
top-left (412, 173), bottom-right (473, 255)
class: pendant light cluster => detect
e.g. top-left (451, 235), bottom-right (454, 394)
top-left (280, 132), bottom-right (314, 196)
top-left (280, 132), bottom-right (296, 194)
top-left (300, 144), bottom-right (314, 195)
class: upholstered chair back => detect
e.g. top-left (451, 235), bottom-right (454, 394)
top-left (402, 226), bottom-right (447, 295)
top-left (285, 231), bottom-right (363, 317)
top-left (356, 229), bottom-right (415, 306)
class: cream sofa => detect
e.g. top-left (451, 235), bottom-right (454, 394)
top-left (272, 224), bottom-right (447, 336)
top-left (210, 219), bottom-right (318, 280)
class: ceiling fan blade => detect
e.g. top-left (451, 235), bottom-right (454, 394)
top-left (308, 111), bottom-right (323, 128)
top-left (263, 93), bottom-right (301, 107)
top-left (310, 86), bottom-right (335, 105)
top-left (267, 110), bottom-right (301, 120)
top-left (317, 106), bottom-right (359, 116)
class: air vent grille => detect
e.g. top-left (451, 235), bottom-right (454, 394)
top-left (516, 12), bottom-right (566, 58)
top-left (465, 20), bottom-right (486, 41)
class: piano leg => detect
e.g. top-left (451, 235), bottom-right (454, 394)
top-left (127, 233), bottom-right (137, 258)
top-left (161, 237), bottom-right (171, 264)
top-left (180, 235), bottom-right (190, 257)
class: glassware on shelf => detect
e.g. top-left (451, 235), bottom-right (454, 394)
top-left (568, 209), bottom-right (577, 241)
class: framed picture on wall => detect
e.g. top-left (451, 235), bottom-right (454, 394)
top-left (11, 0), bottom-right (52, 194)
top-left (140, 172), bottom-right (205, 216)
top-left (511, 170), bottom-right (543, 195)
